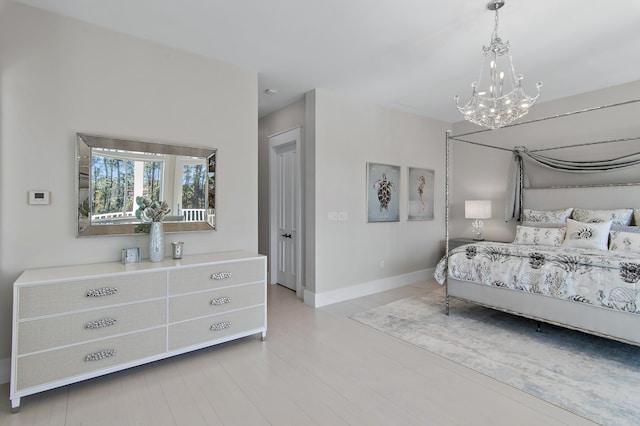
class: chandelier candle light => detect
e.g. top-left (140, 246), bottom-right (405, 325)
top-left (455, 0), bottom-right (542, 129)
top-left (465, 200), bottom-right (492, 241)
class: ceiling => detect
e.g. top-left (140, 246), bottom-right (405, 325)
top-left (13, 0), bottom-right (640, 122)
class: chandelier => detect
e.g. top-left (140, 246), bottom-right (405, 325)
top-left (455, 0), bottom-right (542, 129)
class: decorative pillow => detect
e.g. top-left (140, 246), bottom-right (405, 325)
top-left (611, 225), bottom-right (640, 234)
top-left (521, 208), bottom-right (573, 226)
top-left (609, 231), bottom-right (640, 254)
top-left (521, 221), bottom-right (564, 228)
top-left (513, 226), bottom-right (566, 247)
top-left (562, 219), bottom-right (612, 250)
top-left (571, 208), bottom-right (633, 226)
top-left (634, 209), bottom-right (640, 226)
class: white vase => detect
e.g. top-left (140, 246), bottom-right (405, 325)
top-left (148, 222), bottom-right (165, 262)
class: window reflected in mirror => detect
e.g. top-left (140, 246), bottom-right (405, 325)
top-left (90, 150), bottom-right (163, 223)
top-left (77, 133), bottom-right (216, 236)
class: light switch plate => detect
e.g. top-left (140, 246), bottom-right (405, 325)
top-left (29, 190), bottom-right (50, 205)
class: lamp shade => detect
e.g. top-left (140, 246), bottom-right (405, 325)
top-left (465, 200), bottom-right (492, 219)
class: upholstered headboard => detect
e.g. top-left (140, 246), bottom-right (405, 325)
top-left (523, 184), bottom-right (640, 211)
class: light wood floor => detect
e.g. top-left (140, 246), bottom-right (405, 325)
top-left (0, 280), bottom-right (596, 425)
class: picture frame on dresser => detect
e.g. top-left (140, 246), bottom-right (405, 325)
top-left (121, 247), bottom-right (140, 264)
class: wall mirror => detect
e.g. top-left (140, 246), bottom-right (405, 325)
top-left (77, 133), bottom-right (216, 236)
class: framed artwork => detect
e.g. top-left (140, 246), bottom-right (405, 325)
top-left (367, 162), bottom-right (400, 222)
top-left (407, 167), bottom-right (434, 221)
top-left (121, 247), bottom-right (141, 264)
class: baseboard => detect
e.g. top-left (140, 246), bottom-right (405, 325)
top-left (0, 358), bottom-right (9, 385)
top-left (304, 268), bottom-right (434, 308)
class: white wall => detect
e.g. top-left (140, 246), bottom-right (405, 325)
top-left (448, 80), bottom-right (640, 242)
top-left (0, 3), bottom-right (258, 374)
top-left (308, 89), bottom-right (449, 305)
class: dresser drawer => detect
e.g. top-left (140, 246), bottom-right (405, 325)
top-left (18, 272), bottom-right (166, 319)
top-left (169, 282), bottom-right (264, 323)
top-left (168, 259), bottom-right (264, 295)
top-left (168, 306), bottom-right (264, 351)
top-left (17, 300), bottom-right (166, 355)
top-left (15, 327), bottom-right (166, 391)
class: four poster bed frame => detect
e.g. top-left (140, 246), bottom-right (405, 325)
top-left (442, 99), bottom-right (640, 346)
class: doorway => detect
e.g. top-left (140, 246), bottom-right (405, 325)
top-left (269, 127), bottom-right (302, 298)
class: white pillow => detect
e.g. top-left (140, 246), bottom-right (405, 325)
top-left (521, 208), bottom-right (573, 226)
top-left (562, 219), bottom-right (612, 250)
top-left (609, 231), bottom-right (640, 254)
top-left (513, 226), bottom-right (566, 247)
top-left (571, 208), bottom-right (633, 226)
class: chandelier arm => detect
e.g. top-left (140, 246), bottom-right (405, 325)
top-left (477, 56), bottom-right (486, 91)
top-left (508, 51), bottom-right (519, 84)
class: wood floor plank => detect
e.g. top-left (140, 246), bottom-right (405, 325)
top-left (118, 364), bottom-right (177, 426)
top-left (147, 358), bottom-right (215, 426)
top-left (175, 345), bottom-right (270, 425)
top-left (0, 384), bottom-right (68, 426)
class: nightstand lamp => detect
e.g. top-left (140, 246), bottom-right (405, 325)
top-left (465, 200), bottom-right (491, 241)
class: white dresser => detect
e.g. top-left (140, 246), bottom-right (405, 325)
top-left (10, 251), bottom-right (266, 411)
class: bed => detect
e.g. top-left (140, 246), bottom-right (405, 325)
top-left (437, 100), bottom-right (640, 346)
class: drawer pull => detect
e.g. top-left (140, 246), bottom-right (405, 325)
top-left (211, 297), bottom-right (232, 306)
top-left (85, 349), bottom-right (116, 362)
top-left (210, 272), bottom-right (232, 280)
top-left (210, 321), bottom-right (232, 331)
top-left (86, 287), bottom-right (118, 297)
top-left (86, 318), bottom-right (117, 329)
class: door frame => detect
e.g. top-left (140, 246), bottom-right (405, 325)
top-left (269, 126), bottom-right (303, 297)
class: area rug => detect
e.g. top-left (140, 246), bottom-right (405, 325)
top-left (350, 288), bottom-right (640, 426)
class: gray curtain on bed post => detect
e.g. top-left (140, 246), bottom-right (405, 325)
top-left (505, 147), bottom-right (529, 222)
top-left (505, 146), bottom-right (640, 221)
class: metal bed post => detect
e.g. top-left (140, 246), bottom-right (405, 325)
top-left (444, 130), bottom-right (451, 315)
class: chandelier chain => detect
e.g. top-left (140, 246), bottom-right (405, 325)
top-left (491, 7), bottom-right (499, 42)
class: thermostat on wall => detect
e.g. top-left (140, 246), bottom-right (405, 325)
top-left (29, 190), bottom-right (50, 205)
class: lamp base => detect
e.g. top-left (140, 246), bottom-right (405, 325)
top-left (472, 219), bottom-right (485, 241)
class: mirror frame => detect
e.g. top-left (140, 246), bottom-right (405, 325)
top-left (76, 133), bottom-right (216, 236)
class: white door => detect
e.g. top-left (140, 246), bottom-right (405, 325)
top-left (274, 143), bottom-right (297, 290)
top-left (269, 127), bottom-right (301, 296)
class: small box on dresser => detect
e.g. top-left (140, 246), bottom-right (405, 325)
top-left (10, 251), bottom-right (266, 412)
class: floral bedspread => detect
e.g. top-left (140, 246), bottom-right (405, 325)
top-left (434, 242), bottom-right (640, 314)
